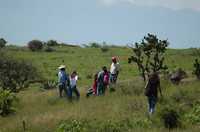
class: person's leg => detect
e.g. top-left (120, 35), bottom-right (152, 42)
top-left (62, 84), bottom-right (68, 97)
top-left (67, 86), bottom-right (73, 100)
top-left (58, 84), bottom-right (63, 97)
top-left (73, 86), bottom-right (80, 99)
top-left (148, 96), bottom-right (154, 114)
top-left (151, 96), bottom-right (157, 113)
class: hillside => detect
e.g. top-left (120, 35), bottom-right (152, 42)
top-left (0, 46), bottom-right (200, 132)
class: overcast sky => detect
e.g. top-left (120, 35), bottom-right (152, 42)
top-left (0, 0), bottom-right (200, 48)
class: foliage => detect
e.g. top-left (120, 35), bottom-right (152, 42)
top-left (89, 42), bottom-right (101, 48)
top-left (100, 43), bottom-right (109, 52)
top-left (27, 40), bottom-right (43, 51)
top-left (170, 68), bottom-right (187, 84)
top-left (128, 33), bottom-right (169, 81)
top-left (159, 105), bottom-right (180, 129)
top-left (42, 80), bottom-right (57, 90)
top-left (44, 46), bottom-right (55, 52)
top-left (0, 89), bottom-right (17, 116)
top-left (46, 40), bottom-right (59, 47)
top-left (0, 54), bottom-right (39, 92)
top-left (56, 119), bottom-right (88, 132)
top-left (185, 104), bottom-right (200, 125)
top-left (0, 38), bottom-right (7, 48)
top-left (193, 59), bottom-right (200, 79)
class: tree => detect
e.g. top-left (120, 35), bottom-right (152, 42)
top-left (128, 34), bottom-right (169, 81)
top-left (193, 59), bottom-right (200, 79)
top-left (27, 40), bottom-right (43, 51)
top-left (46, 40), bottom-right (58, 46)
top-left (0, 38), bottom-right (7, 48)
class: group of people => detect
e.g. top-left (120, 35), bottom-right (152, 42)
top-left (58, 56), bottom-right (162, 115)
top-left (57, 56), bottom-right (120, 100)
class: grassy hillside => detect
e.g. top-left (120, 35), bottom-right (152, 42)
top-left (0, 46), bottom-right (200, 132)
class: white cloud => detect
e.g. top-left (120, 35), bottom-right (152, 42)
top-left (99, 0), bottom-right (200, 11)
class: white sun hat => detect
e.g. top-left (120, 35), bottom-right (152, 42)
top-left (58, 65), bottom-right (66, 69)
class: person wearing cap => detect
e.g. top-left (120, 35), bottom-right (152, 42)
top-left (58, 65), bottom-right (70, 98)
top-left (110, 57), bottom-right (120, 84)
top-left (97, 66), bottom-right (109, 95)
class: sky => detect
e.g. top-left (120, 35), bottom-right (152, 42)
top-left (0, 0), bottom-right (200, 48)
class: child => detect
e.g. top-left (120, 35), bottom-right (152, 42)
top-left (86, 73), bottom-right (98, 97)
top-left (69, 71), bottom-right (80, 100)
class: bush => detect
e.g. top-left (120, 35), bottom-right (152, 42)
top-left (44, 46), bottom-right (55, 52)
top-left (0, 89), bottom-right (17, 116)
top-left (193, 59), bottom-right (200, 79)
top-left (56, 119), bottom-right (88, 132)
top-left (185, 104), bottom-right (200, 125)
top-left (0, 54), bottom-right (39, 92)
top-left (159, 105), bottom-right (180, 129)
top-left (27, 40), bottom-right (43, 51)
top-left (101, 45), bottom-right (109, 52)
top-left (0, 38), bottom-right (7, 48)
top-left (89, 42), bottom-right (101, 48)
top-left (43, 80), bottom-right (57, 90)
top-left (46, 40), bottom-right (58, 46)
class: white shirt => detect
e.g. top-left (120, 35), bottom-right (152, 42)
top-left (70, 75), bottom-right (78, 87)
top-left (110, 62), bottom-right (120, 74)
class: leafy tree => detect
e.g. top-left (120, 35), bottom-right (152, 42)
top-left (0, 53), bottom-right (40, 92)
top-left (128, 34), bottom-right (169, 81)
top-left (46, 40), bottom-right (58, 46)
top-left (193, 59), bottom-right (200, 79)
top-left (0, 38), bottom-right (7, 48)
top-left (27, 40), bottom-right (43, 51)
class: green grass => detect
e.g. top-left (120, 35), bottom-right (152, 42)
top-left (0, 46), bottom-right (200, 132)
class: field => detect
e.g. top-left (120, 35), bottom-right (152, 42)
top-left (0, 45), bottom-right (200, 132)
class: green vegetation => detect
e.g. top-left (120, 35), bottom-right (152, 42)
top-left (0, 38), bottom-right (7, 48)
top-left (128, 34), bottom-right (168, 81)
top-left (0, 45), bottom-right (200, 132)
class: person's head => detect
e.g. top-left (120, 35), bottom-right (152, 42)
top-left (112, 57), bottom-right (117, 63)
top-left (102, 66), bottom-right (107, 73)
top-left (71, 71), bottom-right (77, 77)
top-left (94, 73), bottom-right (98, 80)
top-left (59, 65), bottom-right (66, 71)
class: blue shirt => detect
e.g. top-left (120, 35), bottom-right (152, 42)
top-left (58, 70), bottom-right (69, 84)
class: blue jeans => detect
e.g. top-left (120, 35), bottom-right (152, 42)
top-left (68, 86), bottom-right (80, 99)
top-left (110, 74), bottom-right (118, 84)
top-left (148, 96), bottom-right (157, 114)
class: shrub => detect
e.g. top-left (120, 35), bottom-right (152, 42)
top-left (170, 68), bottom-right (187, 84)
top-left (193, 59), bottom-right (200, 79)
top-left (0, 54), bottom-right (39, 92)
top-left (44, 46), bottom-right (55, 52)
top-left (0, 89), bottom-right (17, 116)
top-left (27, 40), bottom-right (43, 51)
top-left (56, 119), bottom-right (88, 132)
top-left (101, 44), bottom-right (109, 52)
top-left (185, 104), bottom-right (200, 125)
top-left (159, 105), bottom-right (180, 129)
top-left (43, 80), bottom-right (57, 90)
top-left (0, 38), bottom-right (7, 48)
top-left (46, 40), bottom-right (58, 46)
top-left (89, 42), bottom-right (101, 48)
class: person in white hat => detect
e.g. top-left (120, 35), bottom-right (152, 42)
top-left (58, 65), bottom-right (70, 98)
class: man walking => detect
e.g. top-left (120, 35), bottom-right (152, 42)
top-left (58, 65), bottom-right (70, 98)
